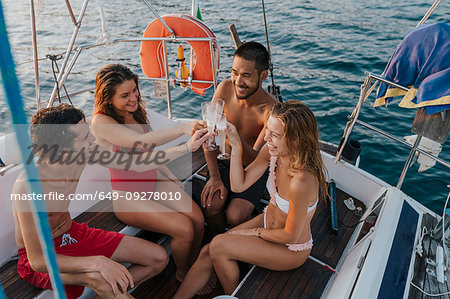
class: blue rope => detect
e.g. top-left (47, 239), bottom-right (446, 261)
top-left (0, 1), bottom-right (66, 298)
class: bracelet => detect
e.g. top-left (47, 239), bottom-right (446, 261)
top-left (258, 228), bottom-right (264, 239)
top-left (253, 227), bottom-right (263, 238)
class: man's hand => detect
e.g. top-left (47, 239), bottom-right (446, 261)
top-left (201, 177), bottom-right (228, 208)
top-left (96, 256), bottom-right (134, 297)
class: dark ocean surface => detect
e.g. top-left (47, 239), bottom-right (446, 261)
top-left (1, 0), bottom-right (449, 212)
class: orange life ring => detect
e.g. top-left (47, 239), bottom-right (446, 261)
top-left (140, 14), bottom-right (220, 95)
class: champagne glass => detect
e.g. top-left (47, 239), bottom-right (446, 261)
top-left (213, 98), bottom-right (225, 122)
top-left (216, 113), bottom-right (229, 159)
top-left (201, 102), bottom-right (216, 150)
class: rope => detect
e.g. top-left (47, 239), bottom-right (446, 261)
top-left (417, 0), bottom-right (443, 27)
top-left (34, 0), bottom-right (45, 17)
top-left (410, 282), bottom-right (450, 297)
top-left (414, 226), bottom-right (428, 257)
top-left (46, 54), bottom-right (73, 105)
top-left (96, 6), bottom-right (111, 45)
top-left (261, 0), bottom-right (282, 102)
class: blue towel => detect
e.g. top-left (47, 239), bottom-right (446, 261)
top-left (374, 23), bottom-right (450, 115)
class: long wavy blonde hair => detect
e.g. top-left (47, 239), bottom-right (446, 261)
top-left (268, 100), bottom-right (328, 200)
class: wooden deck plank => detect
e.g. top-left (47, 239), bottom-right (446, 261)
top-left (131, 256), bottom-right (224, 299)
top-left (409, 214), bottom-right (437, 299)
top-left (0, 147), bottom-right (207, 299)
top-left (286, 260), bottom-right (332, 299)
top-left (409, 214), bottom-right (429, 299)
top-left (234, 267), bottom-right (270, 298)
top-left (266, 269), bottom-right (295, 298)
top-left (310, 188), bottom-right (364, 268)
top-left (423, 215), bottom-right (436, 299)
top-left (423, 227), bottom-right (449, 299)
top-left (253, 268), bottom-right (292, 298)
top-left (167, 148), bottom-right (205, 181)
top-left (321, 193), bottom-right (349, 263)
top-left (283, 261), bottom-right (318, 299)
top-left (235, 188), bottom-right (363, 298)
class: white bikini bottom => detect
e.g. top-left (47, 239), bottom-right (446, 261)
top-left (263, 206), bottom-right (313, 252)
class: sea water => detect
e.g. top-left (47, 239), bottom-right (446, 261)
top-left (0, 0), bottom-right (449, 212)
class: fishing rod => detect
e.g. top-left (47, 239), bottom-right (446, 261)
top-left (261, 0), bottom-right (282, 102)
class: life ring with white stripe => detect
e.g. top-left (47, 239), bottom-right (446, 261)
top-left (140, 14), bottom-right (219, 95)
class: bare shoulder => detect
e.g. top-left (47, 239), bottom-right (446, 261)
top-left (217, 79), bottom-right (233, 90)
top-left (255, 91), bottom-right (277, 117)
top-left (289, 170), bottom-right (318, 202)
top-left (12, 171), bottom-right (29, 195)
top-left (215, 79), bottom-right (234, 102)
top-left (265, 91), bottom-right (278, 103)
top-left (11, 171), bottom-right (32, 211)
top-left (258, 144), bottom-right (271, 161)
top-left (91, 112), bottom-right (118, 125)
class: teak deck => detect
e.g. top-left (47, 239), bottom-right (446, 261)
top-left (234, 188), bottom-right (364, 299)
top-left (0, 199), bottom-right (127, 299)
top-left (0, 144), bottom-right (364, 298)
top-left (409, 214), bottom-right (450, 299)
top-left (0, 148), bottom-right (206, 299)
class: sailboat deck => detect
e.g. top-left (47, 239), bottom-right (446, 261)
top-left (234, 187), bottom-right (364, 298)
top-left (0, 143), bottom-right (365, 298)
top-left (409, 213), bottom-right (450, 299)
top-left (130, 187), bottom-right (365, 298)
top-left (0, 197), bottom-right (132, 298)
top-left (0, 148), bottom-right (205, 299)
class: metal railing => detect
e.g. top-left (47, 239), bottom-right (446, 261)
top-left (336, 72), bottom-right (449, 189)
top-left (37, 0), bottom-right (219, 118)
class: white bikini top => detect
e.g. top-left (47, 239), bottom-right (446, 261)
top-left (267, 156), bottom-right (319, 215)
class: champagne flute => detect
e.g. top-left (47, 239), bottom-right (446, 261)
top-left (201, 102), bottom-right (216, 150)
top-left (213, 98), bottom-right (225, 122)
top-left (216, 113), bottom-right (229, 159)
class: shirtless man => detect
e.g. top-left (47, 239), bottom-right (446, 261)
top-left (12, 104), bottom-right (210, 298)
top-left (201, 42), bottom-right (277, 233)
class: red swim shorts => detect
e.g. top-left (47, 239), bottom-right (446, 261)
top-left (17, 220), bottom-right (125, 299)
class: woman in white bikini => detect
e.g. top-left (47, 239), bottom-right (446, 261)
top-left (174, 100), bottom-right (328, 298)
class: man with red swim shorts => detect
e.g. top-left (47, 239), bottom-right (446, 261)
top-left (12, 104), bottom-right (183, 298)
top-left (17, 221), bottom-right (126, 298)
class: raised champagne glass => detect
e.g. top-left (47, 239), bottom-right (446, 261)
top-left (216, 112), bottom-right (229, 159)
top-left (201, 102), bottom-right (216, 150)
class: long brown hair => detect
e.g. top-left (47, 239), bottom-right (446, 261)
top-left (94, 64), bottom-right (148, 125)
top-left (268, 100), bottom-right (328, 200)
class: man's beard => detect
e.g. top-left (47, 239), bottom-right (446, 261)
top-left (235, 77), bottom-right (260, 99)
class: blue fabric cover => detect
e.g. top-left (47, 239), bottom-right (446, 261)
top-left (374, 23), bottom-right (450, 115)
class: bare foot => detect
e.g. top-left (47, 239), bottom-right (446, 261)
top-left (196, 273), bottom-right (217, 296)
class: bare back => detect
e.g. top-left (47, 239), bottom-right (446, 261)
top-left (13, 170), bottom-right (80, 249)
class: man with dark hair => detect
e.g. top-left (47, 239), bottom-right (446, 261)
top-left (200, 41), bottom-right (277, 234)
top-left (12, 104), bottom-right (210, 298)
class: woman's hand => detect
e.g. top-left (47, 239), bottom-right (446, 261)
top-left (181, 120), bottom-right (206, 136)
top-left (184, 128), bottom-right (212, 152)
top-left (225, 121), bottom-right (241, 149)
